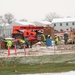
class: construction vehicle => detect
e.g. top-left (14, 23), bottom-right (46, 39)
top-left (0, 25), bottom-right (54, 49)
top-left (12, 25), bottom-right (44, 39)
top-left (12, 25), bottom-right (55, 48)
top-left (12, 25), bottom-right (55, 41)
top-left (12, 25), bottom-right (44, 48)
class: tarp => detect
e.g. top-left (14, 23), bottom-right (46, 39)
top-left (46, 38), bottom-right (52, 46)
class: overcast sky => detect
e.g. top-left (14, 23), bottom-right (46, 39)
top-left (0, 0), bottom-right (75, 21)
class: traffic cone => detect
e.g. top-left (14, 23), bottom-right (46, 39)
top-left (8, 46), bottom-right (10, 56)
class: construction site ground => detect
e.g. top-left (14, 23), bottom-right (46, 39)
top-left (0, 42), bottom-right (75, 57)
top-left (0, 42), bottom-right (75, 75)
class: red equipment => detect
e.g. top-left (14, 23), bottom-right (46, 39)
top-left (10, 25), bottom-right (54, 48)
top-left (12, 25), bottom-right (44, 40)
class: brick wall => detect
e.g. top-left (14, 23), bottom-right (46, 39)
top-left (43, 26), bottom-right (54, 39)
top-left (0, 41), bottom-right (5, 49)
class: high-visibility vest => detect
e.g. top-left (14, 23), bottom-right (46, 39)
top-left (19, 39), bottom-right (25, 44)
top-left (42, 34), bottom-right (46, 41)
top-left (55, 37), bottom-right (58, 42)
top-left (50, 36), bottom-right (52, 40)
top-left (6, 40), bottom-right (13, 47)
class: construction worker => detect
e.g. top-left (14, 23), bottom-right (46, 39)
top-left (19, 39), bottom-right (25, 44)
top-left (18, 39), bottom-right (26, 48)
top-left (25, 39), bottom-right (30, 48)
top-left (41, 34), bottom-right (46, 43)
top-left (19, 39), bottom-right (30, 48)
top-left (55, 35), bottom-right (59, 45)
top-left (6, 40), bottom-right (13, 48)
top-left (48, 35), bottom-right (52, 40)
top-left (64, 32), bottom-right (69, 44)
top-left (46, 35), bottom-right (52, 46)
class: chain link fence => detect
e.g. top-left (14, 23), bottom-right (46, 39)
top-left (0, 27), bottom-right (12, 38)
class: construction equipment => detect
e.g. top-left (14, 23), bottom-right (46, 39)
top-left (12, 25), bottom-right (44, 48)
top-left (0, 25), bottom-right (54, 49)
top-left (12, 25), bottom-right (44, 39)
top-left (12, 25), bottom-right (55, 46)
top-left (67, 30), bottom-right (75, 44)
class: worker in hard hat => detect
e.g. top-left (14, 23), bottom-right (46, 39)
top-left (19, 39), bottom-right (25, 44)
top-left (48, 35), bottom-right (52, 40)
top-left (19, 39), bottom-right (29, 48)
top-left (19, 39), bottom-right (25, 45)
top-left (64, 32), bottom-right (69, 44)
top-left (55, 35), bottom-right (59, 45)
top-left (18, 39), bottom-right (26, 48)
top-left (41, 34), bottom-right (46, 44)
top-left (46, 35), bottom-right (52, 46)
top-left (6, 40), bottom-right (13, 48)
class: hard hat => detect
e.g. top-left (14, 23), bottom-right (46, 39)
top-left (48, 35), bottom-right (50, 37)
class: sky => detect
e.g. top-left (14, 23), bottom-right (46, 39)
top-left (0, 0), bottom-right (75, 21)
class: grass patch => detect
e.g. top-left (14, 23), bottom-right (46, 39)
top-left (0, 63), bottom-right (75, 75)
top-left (0, 54), bottom-right (75, 75)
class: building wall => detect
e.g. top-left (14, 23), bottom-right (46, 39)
top-left (52, 22), bottom-right (75, 31)
top-left (43, 26), bottom-right (54, 39)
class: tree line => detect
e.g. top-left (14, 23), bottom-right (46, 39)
top-left (0, 12), bottom-right (61, 24)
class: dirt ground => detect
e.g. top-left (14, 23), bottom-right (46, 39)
top-left (0, 42), bottom-right (75, 58)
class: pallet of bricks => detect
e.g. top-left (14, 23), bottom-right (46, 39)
top-left (0, 40), bottom-right (5, 49)
top-left (43, 26), bottom-right (54, 39)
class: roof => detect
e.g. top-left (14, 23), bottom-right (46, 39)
top-left (38, 20), bottom-right (51, 24)
top-left (33, 20), bottom-right (51, 27)
top-left (16, 21), bottom-right (36, 26)
top-left (5, 21), bottom-right (36, 29)
top-left (52, 17), bottom-right (75, 23)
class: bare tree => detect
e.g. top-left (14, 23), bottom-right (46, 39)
top-left (4, 13), bottom-right (15, 24)
top-left (0, 16), bottom-right (4, 23)
top-left (45, 12), bottom-right (61, 22)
